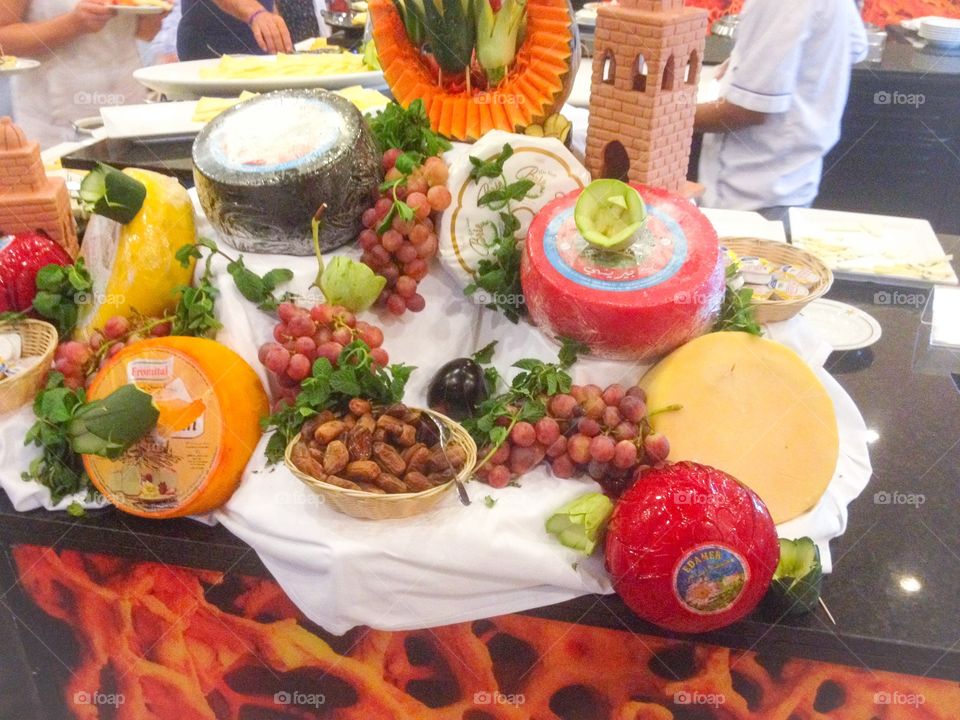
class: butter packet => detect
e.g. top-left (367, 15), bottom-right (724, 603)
top-left (770, 278), bottom-right (810, 301)
top-left (775, 263), bottom-right (820, 288)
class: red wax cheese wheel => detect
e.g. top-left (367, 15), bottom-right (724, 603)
top-left (84, 337), bottom-right (269, 519)
top-left (605, 462), bottom-right (780, 634)
top-left (521, 185), bottom-right (724, 361)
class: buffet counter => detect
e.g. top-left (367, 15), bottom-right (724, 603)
top-left (2, 250), bottom-right (957, 699)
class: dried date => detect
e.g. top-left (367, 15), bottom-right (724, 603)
top-left (323, 440), bottom-right (350, 475)
top-left (314, 420), bottom-right (346, 444)
top-left (374, 472), bottom-right (408, 494)
top-left (345, 426), bottom-right (373, 461)
top-left (402, 471), bottom-right (432, 492)
top-left (373, 441), bottom-right (406, 476)
top-left (344, 460), bottom-right (381, 484)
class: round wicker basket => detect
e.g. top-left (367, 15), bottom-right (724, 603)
top-left (285, 407), bottom-right (477, 520)
top-left (722, 237), bottom-right (833, 324)
top-left (0, 319), bottom-right (58, 415)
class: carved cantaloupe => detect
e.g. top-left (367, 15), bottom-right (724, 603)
top-left (83, 337), bottom-right (269, 519)
top-left (370, 0), bottom-right (578, 141)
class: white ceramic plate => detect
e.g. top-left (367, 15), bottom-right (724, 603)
top-left (110, 3), bottom-right (171, 14)
top-left (790, 208), bottom-right (959, 287)
top-left (133, 58), bottom-right (384, 100)
top-left (799, 299), bottom-right (882, 351)
top-left (0, 58), bottom-right (40, 75)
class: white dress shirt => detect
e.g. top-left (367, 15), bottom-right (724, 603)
top-left (699, 0), bottom-right (868, 210)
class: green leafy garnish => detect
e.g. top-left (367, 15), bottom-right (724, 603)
top-left (66, 384), bottom-right (159, 459)
top-left (715, 262), bottom-right (762, 336)
top-left (262, 341), bottom-right (415, 464)
top-left (31, 259), bottom-right (94, 338)
top-left (464, 144), bottom-right (536, 323)
top-left (22, 373), bottom-right (158, 503)
top-left (545, 492), bottom-right (615, 555)
top-left (463, 350), bottom-right (574, 472)
top-left (366, 99), bottom-right (452, 158)
top-left (558, 337), bottom-right (588, 369)
top-left (472, 341), bottom-right (497, 365)
top-left (0, 311), bottom-right (26, 325)
top-left (483, 495), bottom-right (497, 508)
top-left (175, 237), bottom-right (293, 317)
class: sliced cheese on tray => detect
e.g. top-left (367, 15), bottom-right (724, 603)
top-left (639, 332), bottom-right (839, 524)
top-left (83, 337), bottom-right (268, 519)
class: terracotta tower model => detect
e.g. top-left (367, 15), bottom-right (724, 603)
top-left (585, 0), bottom-right (708, 193)
top-left (0, 116), bottom-right (78, 256)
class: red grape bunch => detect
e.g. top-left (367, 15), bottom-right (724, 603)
top-left (54, 315), bottom-right (172, 390)
top-left (474, 383), bottom-right (672, 495)
top-left (258, 301), bottom-right (388, 407)
top-left (358, 150), bottom-right (452, 317)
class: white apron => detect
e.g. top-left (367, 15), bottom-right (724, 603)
top-left (11, 0), bottom-right (147, 148)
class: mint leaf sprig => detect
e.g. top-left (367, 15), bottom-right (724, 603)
top-left (31, 260), bottom-right (94, 338)
top-left (463, 348), bottom-right (576, 474)
top-left (175, 237), bottom-right (293, 314)
top-left (714, 261), bottom-right (763, 336)
top-left (463, 144), bottom-right (536, 323)
top-left (262, 340), bottom-right (415, 464)
top-left (365, 99), bottom-right (452, 158)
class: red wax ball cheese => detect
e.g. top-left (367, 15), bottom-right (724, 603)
top-left (605, 462), bottom-right (780, 634)
top-left (521, 185), bottom-right (724, 361)
top-left (0, 231), bottom-right (73, 313)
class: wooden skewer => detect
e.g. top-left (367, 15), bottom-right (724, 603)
top-left (819, 596), bottom-right (837, 625)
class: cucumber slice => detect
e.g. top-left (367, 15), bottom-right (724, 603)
top-left (79, 163), bottom-right (147, 224)
top-left (545, 492), bottom-right (614, 555)
top-left (574, 179), bottom-right (646, 252)
top-left (761, 537), bottom-right (823, 617)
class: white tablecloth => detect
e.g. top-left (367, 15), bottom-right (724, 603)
top-left (0, 195), bottom-right (872, 634)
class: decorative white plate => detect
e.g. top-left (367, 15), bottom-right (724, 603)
top-left (110, 3), bottom-right (171, 14)
top-left (133, 58), bottom-right (384, 100)
top-left (0, 58), bottom-right (40, 75)
top-left (799, 299), bottom-right (882, 351)
top-left (790, 208), bottom-right (959, 287)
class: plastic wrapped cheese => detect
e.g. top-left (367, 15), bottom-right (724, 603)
top-left (437, 131), bottom-right (590, 291)
top-left (522, 184), bottom-right (724, 361)
top-left (83, 338), bottom-right (268, 519)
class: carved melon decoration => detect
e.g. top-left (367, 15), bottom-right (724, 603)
top-left (370, 0), bottom-right (578, 141)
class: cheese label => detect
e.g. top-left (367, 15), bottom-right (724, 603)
top-left (85, 347), bottom-right (221, 515)
top-left (542, 204), bottom-right (689, 292)
top-left (439, 130), bottom-right (591, 291)
top-left (672, 543), bottom-right (749, 616)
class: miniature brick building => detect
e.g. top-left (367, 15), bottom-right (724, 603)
top-left (585, 0), bottom-right (708, 193)
top-left (0, 116), bottom-right (78, 257)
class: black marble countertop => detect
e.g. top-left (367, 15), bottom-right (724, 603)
top-left (1, 240), bottom-right (958, 680)
top-left (859, 29), bottom-right (960, 78)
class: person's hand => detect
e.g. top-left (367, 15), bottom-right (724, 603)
top-left (249, 10), bottom-right (293, 54)
top-left (71, 0), bottom-right (115, 33)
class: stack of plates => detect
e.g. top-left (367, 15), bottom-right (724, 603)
top-left (919, 16), bottom-right (960, 48)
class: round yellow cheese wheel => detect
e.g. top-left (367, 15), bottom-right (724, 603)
top-left (639, 332), bottom-right (839, 524)
top-left (84, 337), bottom-right (268, 519)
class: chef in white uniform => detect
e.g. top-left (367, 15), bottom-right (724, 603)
top-left (695, 0), bottom-right (868, 229)
top-left (0, 0), bottom-right (161, 148)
